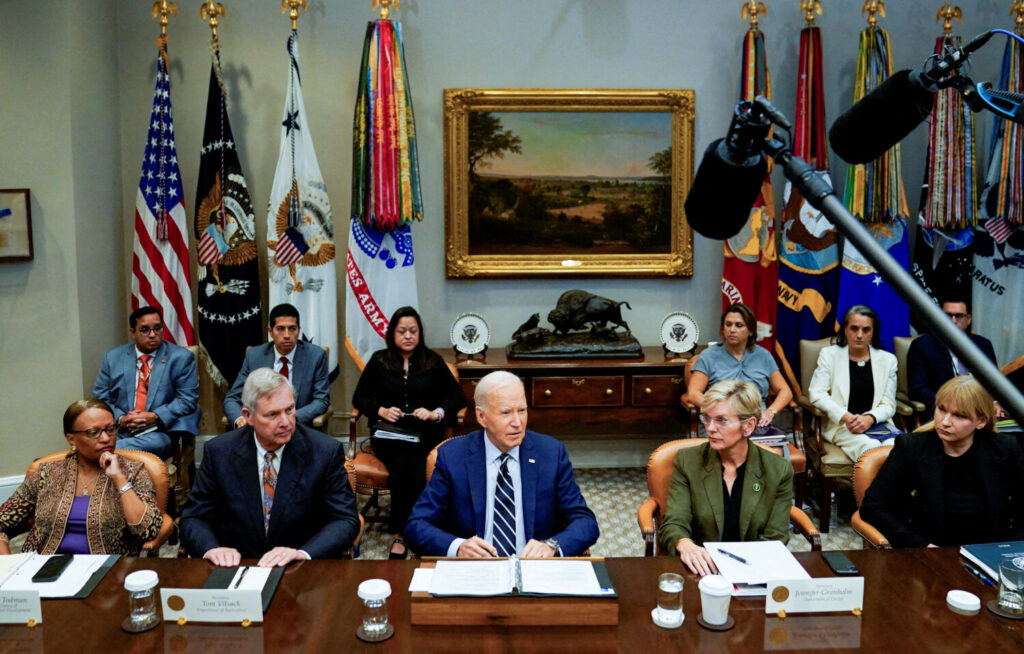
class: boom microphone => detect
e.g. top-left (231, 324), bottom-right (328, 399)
top-left (684, 100), bottom-right (771, 239)
top-left (827, 69), bottom-right (934, 165)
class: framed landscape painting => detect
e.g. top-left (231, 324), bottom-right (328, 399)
top-left (443, 89), bottom-right (695, 278)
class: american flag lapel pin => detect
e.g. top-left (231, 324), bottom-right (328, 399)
top-left (528, 459), bottom-right (536, 464)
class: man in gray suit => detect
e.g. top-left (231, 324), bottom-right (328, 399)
top-left (224, 303), bottom-right (330, 429)
top-left (93, 306), bottom-right (200, 458)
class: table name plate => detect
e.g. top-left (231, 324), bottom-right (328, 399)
top-left (0, 591), bottom-right (41, 624)
top-left (160, 589), bottom-right (264, 624)
top-left (765, 578), bottom-right (864, 615)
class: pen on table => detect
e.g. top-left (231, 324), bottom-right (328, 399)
top-left (232, 566), bottom-right (249, 590)
top-left (717, 549), bottom-right (749, 565)
top-left (962, 562), bottom-right (995, 586)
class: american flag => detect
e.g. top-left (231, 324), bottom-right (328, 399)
top-left (197, 223), bottom-right (228, 265)
top-left (274, 226), bottom-right (309, 265)
top-left (131, 41), bottom-right (194, 347)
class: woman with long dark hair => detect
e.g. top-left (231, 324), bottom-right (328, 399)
top-left (352, 307), bottom-right (466, 558)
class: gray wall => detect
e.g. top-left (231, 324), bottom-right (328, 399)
top-left (0, 0), bottom-right (1011, 475)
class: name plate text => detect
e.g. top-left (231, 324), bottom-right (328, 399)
top-left (160, 588), bottom-right (263, 624)
top-left (0, 591), bottom-right (42, 624)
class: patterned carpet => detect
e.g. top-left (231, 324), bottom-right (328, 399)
top-left (354, 468), bottom-right (863, 559)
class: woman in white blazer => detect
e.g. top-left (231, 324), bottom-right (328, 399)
top-left (808, 305), bottom-right (899, 462)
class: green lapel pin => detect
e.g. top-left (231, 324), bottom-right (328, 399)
top-left (752, 482), bottom-right (762, 492)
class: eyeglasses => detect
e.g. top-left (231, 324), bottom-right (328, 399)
top-left (71, 425), bottom-right (118, 439)
top-left (134, 324), bottom-right (164, 335)
top-left (944, 312), bottom-right (969, 321)
top-left (699, 414), bottom-right (745, 428)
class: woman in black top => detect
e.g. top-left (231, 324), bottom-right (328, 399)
top-left (352, 307), bottom-right (467, 558)
top-left (860, 376), bottom-right (1024, 547)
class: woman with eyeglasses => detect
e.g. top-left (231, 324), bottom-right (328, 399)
top-left (682, 303), bottom-right (792, 431)
top-left (659, 380), bottom-right (794, 576)
top-left (860, 376), bottom-right (1024, 547)
top-left (807, 304), bottom-right (899, 462)
top-left (0, 399), bottom-right (162, 556)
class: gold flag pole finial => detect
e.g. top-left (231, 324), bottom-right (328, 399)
top-left (372, 0), bottom-right (400, 20)
top-left (741, 0), bottom-right (768, 31)
top-left (862, 0), bottom-right (886, 27)
top-left (200, 1), bottom-right (226, 37)
top-left (936, 3), bottom-right (962, 34)
top-left (151, 0), bottom-right (179, 36)
top-left (1012, 0), bottom-right (1024, 34)
top-left (281, 0), bottom-right (307, 31)
top-left (800, 0), bottom-right (823, 25)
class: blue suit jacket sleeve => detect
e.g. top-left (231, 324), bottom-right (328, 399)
top-left (153, 346), bottom-right (200, 431)
top-left (92, 350), bottom-right (126, 423)
top-left (544, 441), bottom-right (599, 556)
top-left (294, 344), bottom-right (330, 426)
top-left (222, 349), bottom-right (255, 425)
top-left (404, 443), bottom-right (463, 556)
top-left (297, 441), bottom-right (361, 558)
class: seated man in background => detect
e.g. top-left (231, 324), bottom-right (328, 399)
top-left (92, 306), bottom-right (199, 459)
top-left (907, 296), bottom-right (1000, 416)
top-left (181, 368), bottom-right (359, 566)
top-left (223, 303), bottom-right (330, 429)
top-left (405, 371), bottom-right (599, 558)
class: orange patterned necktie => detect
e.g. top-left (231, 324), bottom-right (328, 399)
top-left (263, 451), bottom-right (277, 532)
top-left (134, 354), bottom-right (152, 411)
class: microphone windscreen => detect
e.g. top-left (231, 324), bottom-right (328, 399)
top-left (828, 69), bottom-right (934, 164)
top-left (684, 139), bottom-right (767, 240)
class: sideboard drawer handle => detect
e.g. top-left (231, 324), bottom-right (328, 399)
top-left (605, 388), bottom-right (613, 396)
top-left (544, 389), bottom-right (552, 397)
top-left (644, 387), bottom-right (652, 395)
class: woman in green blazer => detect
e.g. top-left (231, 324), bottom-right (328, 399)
top-left (659, 380), bottom-right (794, 575)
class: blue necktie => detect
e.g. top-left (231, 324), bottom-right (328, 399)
top-left (492, 453), bottom-right (516, 557)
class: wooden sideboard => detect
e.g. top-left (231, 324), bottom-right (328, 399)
top-left (441, 346), bottom-right (693, 437)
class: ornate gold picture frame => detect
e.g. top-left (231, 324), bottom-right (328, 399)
top-left (444, 89), bottom-right (695, 278)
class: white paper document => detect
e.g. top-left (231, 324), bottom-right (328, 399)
top-left (1, 554), bottom-right (112, 598)
top-left (409, 567), bottom-right (434, 592)
top-left (425, 559), bottom-right (606, 596)
top-left (704, 541), bottom-right (810, 596)
top-left (227, 566), bottom-right (273, 592)
top-left (0, 554), bottom-right (33, 586)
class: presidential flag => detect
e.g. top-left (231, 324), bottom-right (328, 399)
top-left (193, 38), bottom-right (263, 389)
top-left (838, 24), bottom-right (910, 351)
top-left (346, 20), bottom-right (421, 368)
top-left (131, 36), bottom-right (194, 347)
top-left (722, 27), bottom-right (777, 352)
top-left (974, 35), bottom-right (1024, 365)
top-left (776, 23), bottom-right (839, 392)
top-left (266, 30), bottom-right (338, 379)
top-left (909, 34), bottom-right (978, 333)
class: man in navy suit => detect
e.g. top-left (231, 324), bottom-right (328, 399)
top-left (223, 303), bottom-right (330, 429)
top-left (181, 367), bottom-right (359, 566)
top-left (92, 306), bottom-right (199, 459)
top-left (908, 297), bottom-right (1002, 416)
top-left (405, 371), bottom-right (599, 558)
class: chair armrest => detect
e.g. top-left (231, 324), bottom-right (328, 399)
top-left (140, 513), bottom-right (175, 555)
top-left (795, 395), bottom-right (822, 416)
top-left (637, 498), bottom-right (659, 557)
top-left (850, 510), bottom-right (892, 548)
top-left (895, 400), bottom-right (913, 417)
top-left (789, 506), bottom-right (821, 551)
top-left (791, 404), bottom-right (806, 454)
top-left (312, 405), bottom-right (334, 429)
top-left (909, 399), bottom-right (926, 414)
top-left (895, 391), bottom-right (910, 404)
top-left (348, 409), bottom-right (362, 458)
top-left (688, 406), bottom-right (698, 439)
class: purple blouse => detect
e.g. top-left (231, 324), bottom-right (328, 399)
top-left (57, 496), bottom-right (91, 554)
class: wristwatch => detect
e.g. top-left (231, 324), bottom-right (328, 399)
top-left (544, 538), bottom-right (561, 556)
top-left (118, 482), bottom-right (134, 495)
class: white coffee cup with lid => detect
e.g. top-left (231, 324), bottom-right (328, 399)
top-left (697, 574), bottom-right (733, 625)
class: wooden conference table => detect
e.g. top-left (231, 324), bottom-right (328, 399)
top-left (1, 548), bottom-right (1020, 653)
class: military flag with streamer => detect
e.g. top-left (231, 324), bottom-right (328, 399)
top-left (909, 33), bottom-right (977, 334)
top-left (193, 35), bottom-right (263, 389)
top-left (776, 23), bottom-right (840, 392)
top-left (131, 35), bottom-right (194, 348)
top-left (266, 30), bottom-right (339, 379)
top-left (722, 27), bottom-right (778, 352)
top-left (975, 33), bottom-right (1024, 367)
top-left (345, 19), bottom-right (421, 369)
top-left (837, 24), bottom-right (910, 351)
